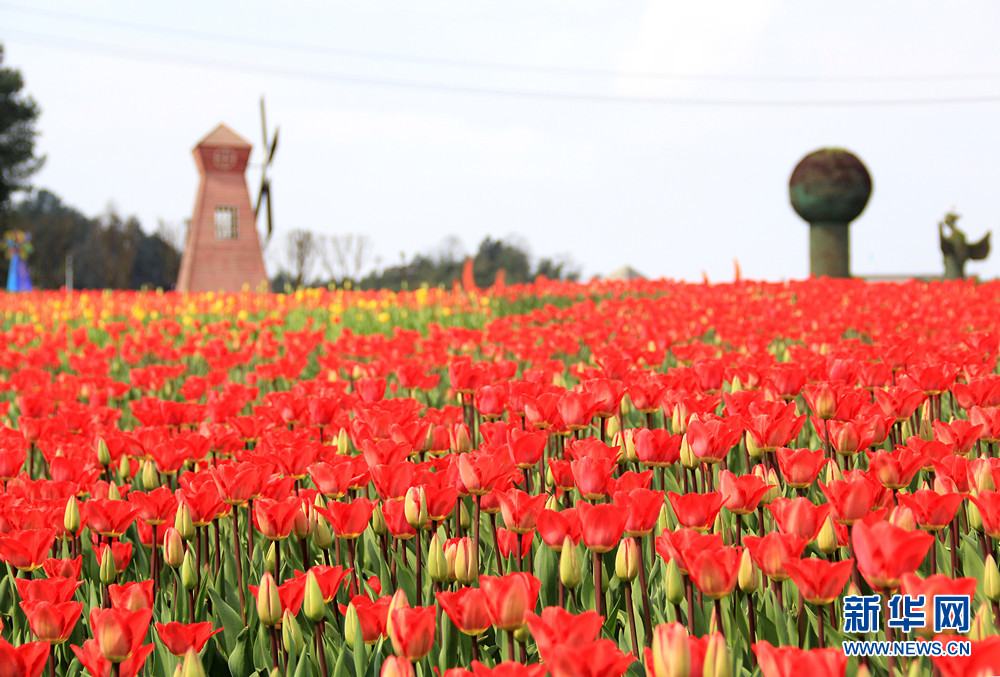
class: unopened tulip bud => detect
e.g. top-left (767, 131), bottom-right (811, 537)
top-left (890, 505), bottom-right (918, 531)
top-left (738, 548), bottom-right (759, 594)
top-left (651, 622), bottom-right (689, 677)
top-left (745, 434), bottom-right (763, 461)
top-left (970, 601), bottom-right (995, 641)
top-left (107, 482), bottom-right (122, 501)
top-left (141, 460), bottom-right (159, 491)
top-left (665, 559), bottom-right (685, 605)
top-left (679, 436), bottom-right (697, 469)
top-left (919, 415), bottom-right (933, 442)
top-left (905, 659), bottom-right (923, 677)
top-left (672, 402), bottom-right (689, 435)
top-left (968, 501), bottom-right (984, 533)
top-left (847, 581), bottom-right (862, 598)
top-left (618, 430), bottom-right (637, 463)
top-left (657, 503), bottom-right (675, 534)
top-left (551, 372), bottom-right (565, 389)
top-left (451, 425), bottom-right (472, 454)
top-left (181, 549), bottom-right (198, 591)
top-left (985, 555), bottom-right (1000, 603)
top-left (560, 539), bottom-right (582, 589)
top-left (180, 647), bottom-right (206, 677)
top-left (729, 376), bottom-right (743, 393)
top-left (544, 467), bottom-right (555, 488)
top-left (336, 428), bottom-right (350, 455)
top-left (764, 469), bottom-right (781, 502)
top-left (163, 526), bottom-right (184, 568)
top-left (304, 571), bottom-right (326, 622)
top-left (615, 538), bottom-right (640, 582)
top-left (459, 500), bottom-right (471, 530)
top-left (282, 609), bottom-right (305, 654)
top-left (174, 504), bottom-right (195, 541)
top-left (514, 623), bottom-right (531, 643)
top-left (371, 505), bottom-right (387, 536)
top-left (427, 533), bottom-right (447, 582)
top-left (117, 456), bottom-right (130, 482)
top-left (974, 461), bottom-right (996, 493)
top-left (385, 589), bottom-right (409, 647)
top-left (312, 512), bottom-right (333, 549)
top-left (64, 497), bottom-right (80, 535)
top-left (606, 416), bottom-right (621, 441)
top-left (99, 546), bottom-right (116, 585)
top-left (173, 664), bottom-right (183, 677)
top-left (900, 420), bottom-right (914, 442)
top-left (404, 486), bottom-right (428, 529)
top-left (855, 666), bottom-right (871, 677)
top-left (454, 537), bottom-right (476, 585)
top-left (544, 494), bottom-right (560, 511)
top-left (265, 542), bottom-right (277, 575)
top-left (343, 602), bottom-right (360, 646)
top-left (292, 504), bottom-right (312, 540)
top-left (817, 514), bottom-right (839, 555)
top-left (96, 437), bottom-right (111, 466)
top-left (704, 633), bottom-right (731, 677)
top-left (824, 461), bottom-right (844, 484)
top-left (381, 656), bottom-right (416, 677)
top-left (256, 572), bottom-right (282, 627)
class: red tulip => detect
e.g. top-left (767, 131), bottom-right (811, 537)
top-left (632, 428), bottom-right (682, 468)
top-left (340, 595), bottom-right (391, 643)
top-left (316, 497), bottom-right (375, 539)
top-left (20, 599), bottom-right (83, 644)
top-left (570, 456), bottom-right (616, 501)
top-left (0, 527), bottom-right (56, 571)
top-left (896, 490), bottom-right (964, 531)
top-left (536, 508), bottom-right (582, 550)
top-left (775, 447), bottom-right (827, 489)
top-left (744, 533), bottom-right (808, 582)
top-left (469, 661), bottom-right (547, 677)
top-left (71, 639), bottom-right (154, 677)
top-left (479, 573), bottom-right (541, 631)
top-left (436, 587), bottom-right (492, 636)
top-left (525, 607), bottom-right (603, 653)
top-left (719, 470), bottom-right (772, 515)
top-left (667, 491), bottom-right (725, 532)
top-left (783, 557), bottom-right (854, 605)
top-left (496, 488), bottom-right (547, 534)
top-left (971, 490), bottom-right (1000, 539)
top-left (767, 497), bottom-right (831, 542)
top-left (820, 478), bottom-right (879, 525)
top-left (899, 572), bottom-right (978, 637)
top-left (82, 499), bottom-right (141, 538)
top-left (752, 640), bottom-right (847, 677)
top-left (15, 575), bottom-right (82, 604)
top-left (654, 529), bottom-right (724, 575)
top-left (42, 556), bottom-right (82, 580)
top-left (613, 487), bottom-right (664, 537)
top-left (932, 635), bottom-right (1000, 677)
top-left (851, 518), bottom-right (934, 591)
top-left (0, 637), bottom-right (48, 677)
top-left (389, 605), bottom-right (436, 661)
top-left (542, 638), bottom-right (634, 677)
top-left (687, 545), bottom-right (742, 599)
top-left (577, 502), bottom-right (627, 553)
top-left (294, 565), bottom-right (351, 602)
top-left (108, 581), bottom-right (154, 612)
top-left (253, 496), bottom-right (303, 541)
top-left (155, 621), bottom-right (223, 656)
top-left (89, 606), bottom-right (154, 663)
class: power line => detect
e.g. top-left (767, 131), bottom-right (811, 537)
top-left (5, 1), bottom-right (1000, 85)
top-left (5, 27), bottom-right (1000, 107)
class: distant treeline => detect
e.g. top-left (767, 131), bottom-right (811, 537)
top-left (4, 190), bottom-right (181, 290)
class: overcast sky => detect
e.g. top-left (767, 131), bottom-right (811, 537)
top-left (3, 1), bottom-right (1000, 282)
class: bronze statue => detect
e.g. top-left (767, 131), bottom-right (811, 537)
top-left (939, 211), bottom-right (990, 280)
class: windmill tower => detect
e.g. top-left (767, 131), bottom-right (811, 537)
top-left (176, 123), bottom-right (270, 292)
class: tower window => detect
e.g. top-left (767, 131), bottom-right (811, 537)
top-left (214, 207), bottom-right (238, 240)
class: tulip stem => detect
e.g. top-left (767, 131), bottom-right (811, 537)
top-left (112, 664), bottom-right (120, 677)
top-left (233, 508), bottom-right (246, 624)
top-left (714, 598), bottom-right (725, 640)
top-left (472, 496), bottom-right (482, 580)
top-left (316, 619), bottom-right (329, 677)
top-left (188, 587), bottom-right (196, 623)
top-left (491, 514), bottom-right (504, 576)
top-left (347, 539), bottom-right (358, 598)
top-left (269, 626), bottom-right (281, 671)
top-left (246, 501), bottom-right (255, 574)
top-left (817, 604), bottom-right (825, 648)
top-left (624, 584), bottom-right (639, 656)
top-left (415, 531), bottom-right (423, 606)
top-left (507, 629), bottom-right (515, 663)
top-left (745, 591), bottom-right (757, 667)
top-left (636, 537), bottom-right (653, 643)
top-left (685, 575), bottom-right (694, 635)
top-left (592, 550), bottom-right (603, 616)
top-left (950, 518), bottom-right (960, 577)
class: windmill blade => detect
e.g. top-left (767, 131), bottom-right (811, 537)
top-left (255, 178), bottom-right (269, 218)
top-left (264, 184), bottom-right (274, 240)
top-left (268, 127), bottom-right (279, 164)
top-left (260, 96), bottom-right (269, 150)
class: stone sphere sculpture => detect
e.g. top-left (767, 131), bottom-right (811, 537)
top-left (789, 148), bottom-right (872, 278)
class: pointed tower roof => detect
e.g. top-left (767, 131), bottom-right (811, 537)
top-left (195, 123), bottom-right (251, 149)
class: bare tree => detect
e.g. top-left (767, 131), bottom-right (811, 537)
top-left (282, 229), bottom-right (319, 288)
top-left (323, 234), bottom-right (372, 282)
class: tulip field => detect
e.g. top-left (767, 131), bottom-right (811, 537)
top-left (4, 277), bottom-right (1000, 677)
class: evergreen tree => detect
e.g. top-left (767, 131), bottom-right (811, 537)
top-left (0, 44), bottom-right (43, 221)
